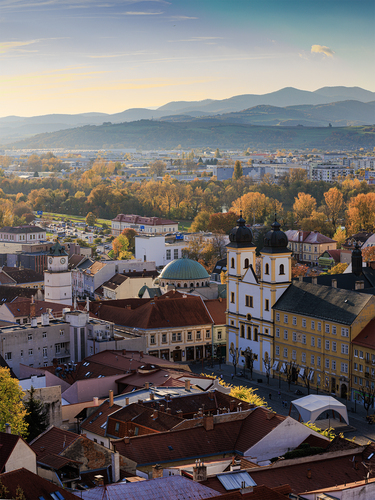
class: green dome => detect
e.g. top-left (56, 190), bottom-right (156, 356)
top-left (159, 258), bottom-right (209, 281)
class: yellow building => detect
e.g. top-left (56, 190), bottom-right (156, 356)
top-left (351, 318), bottom-right (375, 405)
top-left (273, 281), bottom-right (375, 399)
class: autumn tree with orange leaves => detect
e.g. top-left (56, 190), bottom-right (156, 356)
top-left (346, 193), bottom-right (375, 233)
top-left (323, 187), bottom-right (344, 230)
top-left (293, 192), bottom-right (317, 222)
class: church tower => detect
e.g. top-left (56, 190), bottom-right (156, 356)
top-left (44, 240), bottom-right (72, 306)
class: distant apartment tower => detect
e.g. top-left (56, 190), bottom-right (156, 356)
top-left (111, 214), bottom-right (178, 237)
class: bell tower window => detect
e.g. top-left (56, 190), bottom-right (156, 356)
top-left (231, 258), bottom-right (235, 269)
top-left (244, 258), bottom-right (249, 269)
top-left (279, 264), bottom-right (285, 275)
top-left (265, 263), bottom-right (269, 275)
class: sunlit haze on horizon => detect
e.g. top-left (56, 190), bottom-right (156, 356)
top-left (0, 0), bottom-right (374, 117)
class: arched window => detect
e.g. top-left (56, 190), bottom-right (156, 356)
top-left (201, 282), bottom-right (204, 287)
top-left (231, 258), bottom-right (235, 269)
top-left (254, 328), bottom-right (258, 342)
top-left (279, 264), bottom-right (285, 275)
top-left (190, 283), bottom-right (194, 288)
top-left (247, 326), bottom-right (251, 340)
top-left (265, 263), bottom-right (269, 275)
top-left (240, 324), bottom-right (245, 338)
top-left (177, 283), bottom-right (181, 288)
top-left (244, 258), bottom-right (249, 269)
top-left (196, 282), bottom-right (199, 287)
top-left (184, 283), bottom-right (187, 288)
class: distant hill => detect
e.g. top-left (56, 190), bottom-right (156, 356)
top-left (8, 121), bottom-right (375, 151)
top-left (0, 86), bottom-right (374, 143)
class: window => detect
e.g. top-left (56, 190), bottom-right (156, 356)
top-left (317, 322), bottom-right (322, 332)
top-left (317, 356), bottom-right (321, 367)
top-left (354, 362), bottom-right (358, 370)
top-left (247, 327), bottom-right (251, 340)
top-left (28, 349), bottom-right (33, 356)
top-left (359, 364), bottom-right (363, 372)
top-left (42, 331), bottom-right (47, 338)
top-left (311, 337), bottom-right (315, 347)
top-left (332, 360), bottom-right (336, 370)
top-left (302, 353), bottom-right (306, 363)
top-left (341, 327), bottom-right (349, 337)
top-left (265, 299), bottom-right (269, 311)
top-left (20, 350), bottom-right (23, 357)
top-left (341, 363), bottom-right (348, 374)
top-left (59, 329), bottom-right (64, 336)
top-left (292, 332), bottom-right (297, 342)
top-left (276, 328), bottom-right (280, 338)
top-left (325, 340), bottom-right (330, 350)
top-left (150, 335), bottom-right (155, 344)
top-left (231, 292), bottom-right (235, 303)
top-left (283, 348), bottom-right (288, 358)
top-left (43, 347), bottom-right (47, 358)
top-left (166, 249), bottom-right (171, 260)
top-left (245, 295), bottom-right (253, 308)
top-left (254, 328), bottom-right (258, 342)
top-left (360, 351), bottom-right (364, 359)
top-left (332, 325), bottom-right (336, 335)
top-left (341, 343), bottom-right (349, 355)
top-left (302, 319), bottom-right (306, 328)
top-left (311, 321), bottom-right (315, 330)
top-left (240, 325), bottom-right (245, 338)
top-left (354, 376), bottom-right (358, 384)
top-left (4, 352), bottom-right (11, 360)
top-left (244, 258), bottom-right (249, 268)
top-left (325, 324), bottom-right (330, 333)
top-left (162, 333), bottom-right (167, 343)
top-left (196, 331), bottom-right (201, 340)
top-left (28, 334), bottom-right (32, 341)
top-left (332, 342), bottom-right (337, 352)
top-left (292, 350), bottom-right (296, 360)
top-left (172, 333), bottom-right (176, 342)
top-left (275, 346), bottom-right (280, 356)
top-left (292, 317), bottom-right (297, 326)
top-left (187, 331), bottom-right (192, 341)
top-left (279, 264), bottom-right (285, 275)
top-left (217, 330), bottom-right (222, 340)
top-left (231, 258), bottom-right (235, 269)
top-left (317, 338), bottom-right (321, 348)
top-left (177, 332), bottom-right (182, 341)
top-left (311, 355), bottom-right (315, 365)
top-left (302, 334), bottom-right (306, 345)
top-left (265, 263), bottom-right (269, 275)
top-left (284, 315), bottom-right (288, 324)
top-left (174, 249), bottom-right (178, 259)
top-left (276, 313), bottom-right (280, 322)
top-left (284, 330), bottom-right (288, 340)
top-left (325, 358), bottom-right (330, 369)
top-left (115, 422), bottom-right (120, 433)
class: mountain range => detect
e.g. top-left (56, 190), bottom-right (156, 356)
top-left (1, 86), bottom-right (374, 147)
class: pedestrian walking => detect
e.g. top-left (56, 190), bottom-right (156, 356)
top-left (231, 373), bottom-right (234, 380)
top-left (278, 390), bottom-right (281, 399)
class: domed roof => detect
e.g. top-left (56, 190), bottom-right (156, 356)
top-left (228, 213), bottom-right (254, 248)
top-left (159, 258), bottom-right (209, 281)
top-left (262, 216), bottom-right (290, 254)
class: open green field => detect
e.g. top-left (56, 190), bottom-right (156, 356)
top-left (37, 212), bottom-right (111, 226)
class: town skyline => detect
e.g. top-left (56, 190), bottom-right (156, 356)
top-left (0, 0), bottom-right (374, 118)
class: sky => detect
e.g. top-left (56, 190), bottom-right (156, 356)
top-left (0, 0), bottom-right (374, 117)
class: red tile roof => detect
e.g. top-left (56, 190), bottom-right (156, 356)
top-left (0, 468), bottom-right (80, 500)
top-left (29, 426), bottom-right (80, 459)
top-left (112, 214), bottom-right (177, 225)
top-left (204, 299), bottom-right (226, 325)
top-left (0, 433), bottom-right (24, 473)
top-left (2, 266), bottom-right (44, 284)
top-left (352, 318), bottom-right (375, 349)
top-left (81, 400), bottom-right (122, 437)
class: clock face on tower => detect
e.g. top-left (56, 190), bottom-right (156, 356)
top-left (60, 258), bottom-right (66, 264)
top-left (49, 257), bottom-right (53, 264)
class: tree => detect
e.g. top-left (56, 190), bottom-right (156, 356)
top-left (346, 193), bottom-right (375, 233)
top-left (293, 192), bottom-right (317, 222)
top-left (232, 160), bottom-right (243, 180)
top-left (0, 368), bottom-right (28, 437)
top-left (243, 347), bottom-right (256, 380)
top-left (121, 228), bottom-right (137, 253)
top-left (359, 386), bottom-right (375, 416)
top-left (323, 187), bottom-right (344, 229)
top-left (230, 385), bottom-right (268, 408)
top-left (291, 258), bottom-right (308, 278)
top-left (324, 262), bottom-right (348, 275)
top-left (148, 160), bottom-right (166, 177)
top-left (300, 366), bottom-right (314, 395)
top-left (111, 234), bottom-right (133, 260)
top-left (362, 246), bottom-right (375, 263)
top-left (191, 211), bottom-right (211, 232)
top-left (333, 227), bottom-right (346, 249)
top-left (207, 212), bottom-right (238, 234)
top-left (85, 212), bottom-right (97, 226)
top-left (214, 148), bottom-right (221, 158)
top-left (283, 361), bottom-right (299, 391)
top-left (24, 387), bottom-right (49, 442)
top-left (229, 343), bottom-right (239, 375)
top-left (262, 353), bottom-right (272, 384)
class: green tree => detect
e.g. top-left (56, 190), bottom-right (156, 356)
top-left (24, 387), bottom-right (49, 442)
top-left (85, 211), bottom-right (97, 226)
top-left (232, 160), bottom-right (243, 180)
top-left (148, 160), bottom-right (166, 177)
top-left (110, 234), bottom-right (133, 260)
top-left (214, 148), bottom-right (221, 158)
top-left (120, 228), bottom-right (137, 253)
top-left (0, 367), bottom-right (28, 437)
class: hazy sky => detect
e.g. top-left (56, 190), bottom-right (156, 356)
top-left (0, 0), bottom-right (374, 117)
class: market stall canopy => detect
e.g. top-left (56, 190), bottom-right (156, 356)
top-left (291, 394), bottom-right (349, 425)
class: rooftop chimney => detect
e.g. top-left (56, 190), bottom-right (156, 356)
top-left (41, 312), bottom-right (49, 326)
top-left (152, 410), bottom-right (158, 419)
top-left (176, 410), bottom-right (183, 419)
top-left (298, 276), bottom-right (303, 282)
top-left (111, 452), bottom-right (120, 483)
top-left (30, 300), bottom-right (36, 319)
top-left (145, 382), bottom-right (149, 390)
top-left (109, 390), bottom-right (114, 407)
top-left (203, 414), bottom-right (214, 431)
top-left (355, 280), bottom-right (365, 290)
top-left (93, 397), bottom-right (99, 406)
top-left (166, 407), bottom-right (171, 414)
top-left (5, 423), bottom-right (11, 434)
top-left (124, 436), bottom-right (130, 444)
top-left (152, 464), bottom-right (163, 479)
top-left (185, 379), bottom-right (191, 391)
top-left (331, 279), bottom-right (337, 288)
top-left (150, 392), bottom-right (155, 401)
top-left (229, 400), bottom-right (236, 412)
top-left (193, 460), bottom-right (207, 482)
top-left (31, 317), bottom-right (37, 328)
top-left (94, 475), bottom-right (104, 487)
top-left (125, 397), bottom-right (129, 405)
top-left (312, 277), bottom-right (318, 285)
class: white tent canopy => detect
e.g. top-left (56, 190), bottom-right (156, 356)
top-left (291, 395), bottom-right (349, 425)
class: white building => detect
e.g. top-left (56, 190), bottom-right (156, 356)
top-left (111, 214), bottom-right (178, 237)
top-left (44, 241), bottom-right (72, 306)
top-left (226, 216), bottom-right (292, 374)
top-left (135, 235), bottom-right (185, 267)
top-left (0, 225), bottom-right (46, 243)
top-left (309, 163), bottom-right (355, 182)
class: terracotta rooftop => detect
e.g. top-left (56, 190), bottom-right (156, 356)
top-left (2, 266), bottom-right (44, 283)
top-left (0, 468), bottom-right (80, 500)
top-left (80, 400), bottom-right (122, 437)
top-left (4, 297), bottom-right (66, 318)
top-left (112, 214), bottom-right (177, 226)
top-left (352, 318), bottom-right (375, 349)
top-left (0, 433), bottom-right (27, 473)
top-left (204, 299), bottom-right (226, 325)
top-left (29, 426), bottom-right (80, 460)
top-left (0, 285), bottom-right (39, 302)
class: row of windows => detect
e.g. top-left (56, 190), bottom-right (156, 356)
top-left (166, 249), bottom-right (179, 260)
top-left (353, 377), bottom-right (375, 388)
top-left (162, 281), bottom-right (209, 288)
top-left (276, 329), bottom-right (349, 353)
top-left (232, 293), bottom-right (269, 311)
top-left (229, 259), bottom-right (285, 276)
top-left (354, 350), bottom-right (375, 362)
top-left (239, 324), bottom-right (259, 342)
top-left (353, 364), bottom-right (375, 376)
top-left (275, 347), bottom-right (348, 373)
top-left (276, 314), bottom-right (349, 337)
top-left (149, 330), bottom-right (211, 345)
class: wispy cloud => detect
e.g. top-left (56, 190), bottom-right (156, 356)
top-left (311, 44), bottom-right (335, 58)
top-left (0, 0), bottom-right (170, 11)
top-left (122, 11), bottom-right (162, 15)
top-left (0, 39), bottom-right (40, 54)
top-left (167, 15), bottom-right (197, 20)
top-left (169, 36), bottom-right (223, 43)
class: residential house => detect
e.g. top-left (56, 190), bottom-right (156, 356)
top-left (285, 230), bottom-right (337, 264)
top-left (112, 214), bottom-right (178, 237)
top-left (0, 266), bottom-right (44, 288)
top-left (0, 225), bottom-right (46, 243)
top-left (351, 318), bottom-right (375, 405)
top-left (0, 429), bottom-right (37, 474)
top-left (101, 270), bottom-right (159, 300)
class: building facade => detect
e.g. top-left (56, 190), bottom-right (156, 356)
top-left (111, 214), bottom-right (178, 237)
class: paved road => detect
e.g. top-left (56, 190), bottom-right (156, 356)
top-left (188, 360), bottom-right (375, 445)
